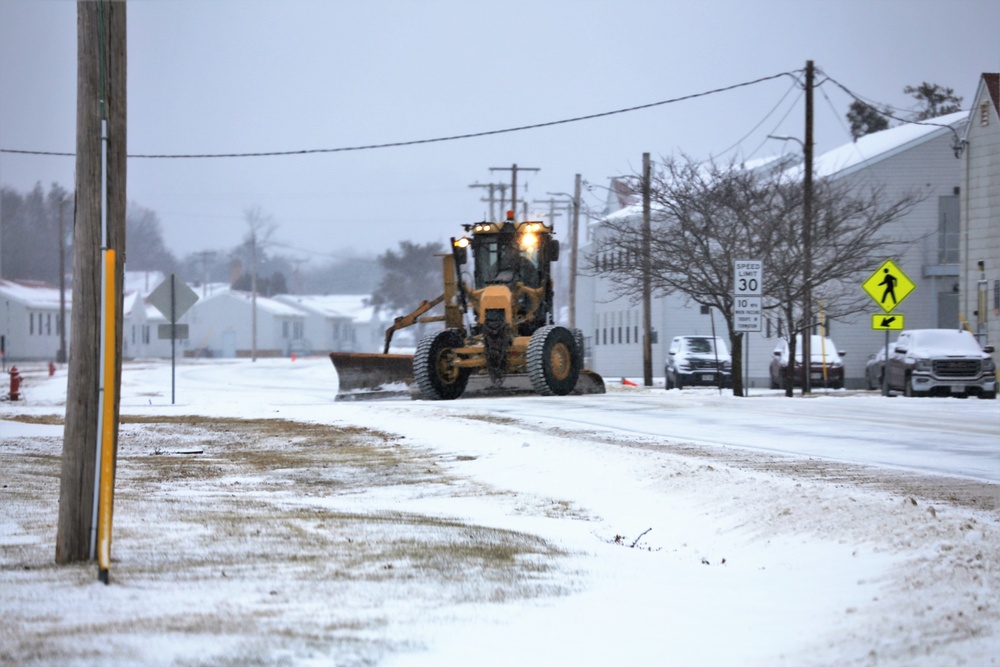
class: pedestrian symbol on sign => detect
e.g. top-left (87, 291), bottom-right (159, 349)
top-left (877, 268), bottom-right (897, 305)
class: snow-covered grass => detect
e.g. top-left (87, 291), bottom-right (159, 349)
top-left (1, 357), bottom-right (998, 666)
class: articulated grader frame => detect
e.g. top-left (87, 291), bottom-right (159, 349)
top-left (331, 216), bottom-right (604, 400)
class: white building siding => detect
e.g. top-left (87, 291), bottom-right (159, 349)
top-left (961, 74), bottom-right (1000, 357)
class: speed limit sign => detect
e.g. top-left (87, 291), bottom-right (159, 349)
top-left (734, 259), bottom-right (763, 296)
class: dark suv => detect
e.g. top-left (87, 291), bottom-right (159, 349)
top-left (665, 336), bottom-right (731, 389)
top-left (885, 329), bottom-right (997, 398)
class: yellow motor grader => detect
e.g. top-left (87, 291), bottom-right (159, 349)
top-left (330, 212), bottom-right (605, 400)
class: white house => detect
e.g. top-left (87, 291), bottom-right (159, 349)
top-left (960, 72), bottom-right (1000, 360)
top-left (274, 294), bottom-right (387, 354)
top-left (186, 288), bottom-right (307, 358)
top-left (582, 110), bottom-right (969, 388)
top-left (0, 279), bottom-right (69, 362)
top-left (121, 271), bottom-right (174, 359)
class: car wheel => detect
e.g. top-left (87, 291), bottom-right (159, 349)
top-left (665, 372), bottom-right (674, 390)
top-left (978, 391), bottom-right (997, 400)
top-left (675, 374), bottom-right (684, 390)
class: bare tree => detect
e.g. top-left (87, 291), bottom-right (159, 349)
top-left (592, 155), bottom-right (923, 396)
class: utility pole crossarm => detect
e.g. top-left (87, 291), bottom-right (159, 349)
top-left (490, 164), bottom-right (540, 220)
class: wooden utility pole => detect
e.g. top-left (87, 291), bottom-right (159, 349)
top-left (57, 0), bottom-right (126, 565)
top-left (641, 154), bottom-right (653, 386)
top-left (469, 182), bottom-right (501, 220)
top-left (57, 190), bottom-right (69, 363)
top-left (490, 164), bottom-right (539, 219)
top-left (570, 173), bottom-right (581, 329)
top-left (802, 60), bottom-right (814, 394)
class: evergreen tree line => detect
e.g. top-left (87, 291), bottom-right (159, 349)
top-left (847, 82), bottom-right (964, 141)
top-left (0, 183), bottom-right (385, 297)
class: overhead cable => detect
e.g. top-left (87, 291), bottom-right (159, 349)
top-left (1, 70), bottom-right (800, 159)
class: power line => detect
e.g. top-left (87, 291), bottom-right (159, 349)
top-left (817, 69), bottom-right (966, 145)
top-left (1, 70), bottom-right (800, 159)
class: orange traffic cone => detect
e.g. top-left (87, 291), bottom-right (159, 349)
top-left (622, 378), bottom-right (638, 387)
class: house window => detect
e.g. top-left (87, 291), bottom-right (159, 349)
top-left (594, 328), bottom-right (599, 346)
top-left (938, 195), bottom-right (960, 264)
top-left (981, 101), bottom-right (991, 127)
top-left (30, 313), bottom-right (34, 335)
top-left (46, 313), bottom-right (52, 335)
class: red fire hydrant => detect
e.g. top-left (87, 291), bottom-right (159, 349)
top-left (8, 366), bottom-right (22, 401)
top-left (49, 361), bottom-right (56, 377)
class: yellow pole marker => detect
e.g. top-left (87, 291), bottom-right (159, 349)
top-left (98, 248), bottom-right (116, 584)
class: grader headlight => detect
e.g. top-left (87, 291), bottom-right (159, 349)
top-left (520, 232), bottom-right (539, 250)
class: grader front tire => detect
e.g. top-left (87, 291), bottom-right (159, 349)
top-left (414, 329), bottom-right (470, 400)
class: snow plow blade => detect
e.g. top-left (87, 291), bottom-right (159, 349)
top-left (330, 352), bottom-right (416, 399)
top-left (332, 351), bottom-right (605, 400)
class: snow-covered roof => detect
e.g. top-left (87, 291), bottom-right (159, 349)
top-left (199, 288), bottom-right (306, 317)
top-left (0, 280), bottom-right (68, 309)
top-left (123, 271), bottom-right (166, 297)
top-left (808, 110), bottom-right (968, 178)
top-left (276, 294), bottom-right (377, 322)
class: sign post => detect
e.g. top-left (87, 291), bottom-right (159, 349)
top-left (734, 260), bottom-right (763, 396)
top-left (862, 259), bottom-right (915, 396)
top-left (148, 275), bottom-right (199, 404)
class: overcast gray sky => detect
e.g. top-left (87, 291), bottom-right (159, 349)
top-left (2, 0), bottom-right (999, 263)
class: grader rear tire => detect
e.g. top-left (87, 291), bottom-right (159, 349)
top-left (527, 325), bottom-right (581, 396)
top-left (414, 329), bottom-right (470, 400)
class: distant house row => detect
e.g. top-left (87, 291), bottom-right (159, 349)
top-left (0, 272), bottom-right (389, 362)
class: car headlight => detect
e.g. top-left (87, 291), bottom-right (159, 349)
top-left (722, 361), bottom-right (731, 371)
top-left (913, 357), bottom-right (932, 371)
top-left (679, 363), bottom-right (692, 371)
top-left (984, 358), bottom-right (996, 372)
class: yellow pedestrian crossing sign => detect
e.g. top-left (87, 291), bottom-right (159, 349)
top-left (862, 259), bottom-right (915, 313)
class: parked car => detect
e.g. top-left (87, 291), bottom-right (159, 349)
top-left (865, 342), bottom-right (894, 390)
top-left (769, 335), bottom-right (845, 389)
top-left (665, 335), bottom-right (731, 389)
top-left (885, 328), bottom-right (996, 398)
